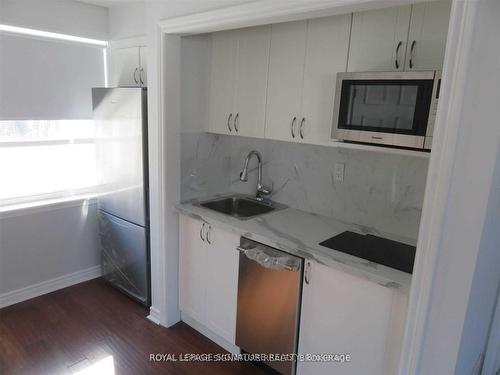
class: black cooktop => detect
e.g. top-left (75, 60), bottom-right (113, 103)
top-left (319, 231), bottom-right (416, 274)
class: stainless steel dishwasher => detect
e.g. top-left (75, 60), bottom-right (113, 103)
top-left (236, 237), bottom-right (303, 375)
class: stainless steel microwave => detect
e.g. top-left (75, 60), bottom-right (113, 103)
top-left (331, 71), bottom-right (441, 150)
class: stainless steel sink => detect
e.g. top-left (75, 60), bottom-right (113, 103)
top-left (197, 195), bottom-right (286, 219)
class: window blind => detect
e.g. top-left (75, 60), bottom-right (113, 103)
top-left (0, 32), bottom-right (105, 120)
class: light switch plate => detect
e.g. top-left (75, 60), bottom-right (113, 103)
top-left (334, 163), bottom-right (345, 182)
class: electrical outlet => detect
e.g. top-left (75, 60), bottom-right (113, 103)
top-left (334, 163), bottom-right (345, 182)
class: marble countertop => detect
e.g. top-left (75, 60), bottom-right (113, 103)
top-left (176, 195), bottom-right (414, 291)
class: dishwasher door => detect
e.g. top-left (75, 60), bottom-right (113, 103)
top-left (236, 237), bottom-right (303, 375)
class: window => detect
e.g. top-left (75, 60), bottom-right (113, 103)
top-left (0, 25), bottom-right (107, 208)
top-left (0, 120), bottom-right (99, 207)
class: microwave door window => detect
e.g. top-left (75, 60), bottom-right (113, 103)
top-left (339, 80), bottom-right (432, 136)
top-left (347, 83), bottom-right (417, 130)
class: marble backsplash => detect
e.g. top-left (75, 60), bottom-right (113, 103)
top-left (181, 132), bottom-right (429, 239)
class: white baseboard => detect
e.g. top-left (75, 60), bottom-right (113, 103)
top-left (0, 265), bottom-right (102, 309)
top-left (147, 306), bottom-right (161, 325)
top-left (181, 312), bottom-right (240, 355)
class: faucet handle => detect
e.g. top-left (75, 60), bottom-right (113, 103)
top-left (257, 182), bottom-right (273, 198)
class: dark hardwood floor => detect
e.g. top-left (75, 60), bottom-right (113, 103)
top-left (0, 279), bottom-right (266, 375)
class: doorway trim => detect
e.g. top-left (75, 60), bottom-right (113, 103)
top-left (148, 0), bottom-right (474, 373)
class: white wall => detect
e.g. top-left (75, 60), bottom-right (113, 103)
top-left (108, 2), bottom-right (146, 40)
top-left (0, 0), bottom-right (106, 306)
top-left (0, 201), bottom-right (100, 304)
top-left (414, 0), bottom-right (500, 373)
top-left (456, 150), bottom-right (500, 374)
top-left (107, 0), bottom-right (254, 41)
top-left (0, 0), bottom-right (108, 39)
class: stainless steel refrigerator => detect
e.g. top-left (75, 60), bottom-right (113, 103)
top-left (92, 87), bottom-right (150, 306)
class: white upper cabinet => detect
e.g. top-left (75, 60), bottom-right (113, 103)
top-left (234, 26), bottom-right (271, 138)
top-left (299, 15), bottom-right (351, 145)
top-left (208, 31), bottom-right (238, 135)
top-left (348, 6), bottom-right (412, 72)
top-left (208, 26), bottom-right (270, 137)
top-left (405, 1), bottom-right (452, 71)
top-left (109, 46), bottom-right (147, 87)
top-left (205, 4), bottom-right (449, 147)
top-left (266, 16), bottom-right (350, 144)
top-left (265, 20), bottom-right (307, 142)
top-left (349, 2), bottom-right (451, 72)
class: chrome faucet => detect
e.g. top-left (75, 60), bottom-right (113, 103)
top-left (239, 150), bottom-right (273, 200)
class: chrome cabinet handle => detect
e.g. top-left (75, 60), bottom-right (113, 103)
top-left (199, 223), bottom-right (206, 242)
top-left (139, 68), bottom-right (144, 85)
top-left (227, 113), bottom-right (233, 132)
top-left (133, 68), bottom-right (139, 84)
top-left (409, 40), bottom-right (416, 69)
top-left (290, 117), bottom-right (297, 138)
top-left (234, 113), bottom-right (239, 132)
top-left (206, 225), bottom-right (212, 244)
top-left (304, 261), bottom-right (311, 284)
top-left (395, 41), bottom-right (403, 69)
top-left (299, 117), bottom-right (305, 139)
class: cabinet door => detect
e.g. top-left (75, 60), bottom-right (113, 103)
top-left (297, 261), bottom-right (400, 375)
top-left (265, 21), bottom-right (307, 142)
top-left (179, 215), bottom-right (207, 324)
top-left (405, 1), bottom-right (451, 71)
top-left (205, 225), bottom-right (240, 344)
top-left (208, 31), bottom-right (238, 135)
top-left (348, 6), bottom-right (411, 72)
top-left (109, 47), bottom-right (140, 87)
top-left (139, 46), bottom-right (147, 87)
top-left (299, 15), bottom-right (351, 145)
top-left (234, 26), bottom-right (271, 138)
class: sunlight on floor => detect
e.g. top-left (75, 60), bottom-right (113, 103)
top-left (74, 356), bottom-right (115, 375)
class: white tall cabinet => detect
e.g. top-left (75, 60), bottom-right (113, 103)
top-left (138, 46), bottom-right (147, 85)
top-left (179, 215), bottom-right (240, 345)
top-left (109, 46), bottom-right (147, 87)
top-left (297, 261), bottom-right (408, 375)
top-left (208, 26), bottom-right (271, 138)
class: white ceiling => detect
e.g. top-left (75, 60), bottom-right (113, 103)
top-left (78, 0), bottom-right (255, 9)
top-left (78, 0), bottom-right (140, 7)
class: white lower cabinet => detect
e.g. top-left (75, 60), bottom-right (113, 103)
top-left (297, 261), bottom-right (408, 375)
top-left (179, 215), bottom-right (240, 344)
top-left (180, 215), bottom-right (408, 371)
top-left (179, 215), bottom-right (207, 324)
top-left (204, 220), bottom-right (240, 343)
